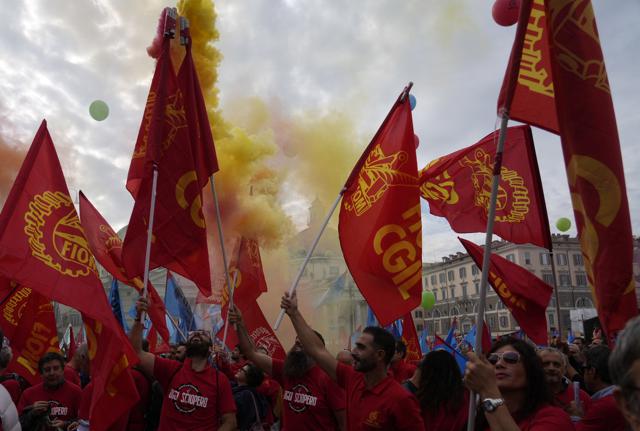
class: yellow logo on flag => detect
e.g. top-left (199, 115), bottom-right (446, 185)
top-left (518, 0), bottom-right (555, 98)
top-left (2, 286), bottom-right (31, 327)
top-left (24, 191), bottom-right (97, 277)
top-left (344, 144), bottom-right (418, 216)
top-left (100, 224), bottom-right (122, 251)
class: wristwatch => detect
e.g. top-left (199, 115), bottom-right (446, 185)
top-left (481, 398), bottom-right (505, 413)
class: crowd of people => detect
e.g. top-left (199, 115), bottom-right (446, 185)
top-left (0, 294), bottom-right (639, 430)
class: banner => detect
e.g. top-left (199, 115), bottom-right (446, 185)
top-left (339, 87), bottom-right (422, 326)
top-left (0, 121), bottom-right (139, 430)
top-left (420, 125), bottom-right (551, 249)
top-left (459, 238), bottom-right (552, 345)
top-left (400, 313), bottom-right (422, 362)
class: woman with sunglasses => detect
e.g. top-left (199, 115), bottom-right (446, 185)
top-left (464, 337), bottom-right (574, 430)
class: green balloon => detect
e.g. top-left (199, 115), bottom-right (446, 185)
top-left (421, 290), bottom-right (436, 311)
top-left (556, 217), bottom-right (571, 232)
top-left (89, 100), bottom-right (109, 121)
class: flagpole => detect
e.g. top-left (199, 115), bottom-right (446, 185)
top-left (274, 188), bottom-right (346, 330)
top-left (466, 112), bottom-right (509, 431)
top-left (221, 270), bottom-right (240, 349)
top-left (548, 249), bottom-right (563, 339)
top-left (209, 176), bottom-right (234, 319)
top-left (165, 310), bottom-right (188, 342)
top-left (141, 166), bottom-right (159, 301)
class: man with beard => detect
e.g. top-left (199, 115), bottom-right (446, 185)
top-left (228, 306), bottom-right (346, 431)
top-left (280, 292), bottom-right (424, 431)
top-left (131, 297), bottom-right (237, 430)
top-left (538, 347), bottom-right (591, 416)
top-left (18, 352), bottom-right (81, 430)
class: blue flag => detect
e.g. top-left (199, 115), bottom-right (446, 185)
top-left (317, 272), bottom-right (348, 306)
top-left (445, 318), bottom-right (457, 346)
top-left (165, 272), bottom-right (196, 341)
top-left (366, 306), bottom-right (378, 327)
top-left (568, 329), bottom-right (575, 343)
top-left (387, 319), bottom-right (403, 340)
top-left (109, 278), bottom-right (129, 332)
top-left (464, 325), bottom-right (477, 351)
top-left (419, 326), bottom-right (429, 354)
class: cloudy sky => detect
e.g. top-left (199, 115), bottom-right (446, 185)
top-left (0, 0), bottom-right (638, 265)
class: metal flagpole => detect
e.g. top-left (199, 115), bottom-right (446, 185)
top-left (141, 167), bottom-right (159, 300)
top-left (549, 248), bottom-right (563, 339)
top-left (165, 311), bottom-right (188, 342)
top-left (274, 188), bottom-right (346, 330)
top-left (209, 176), bottom-right (234, 319)
top-left (221, 270), bottom-right (240, 348)
top-left (466, 112), bottom-right (510, 431)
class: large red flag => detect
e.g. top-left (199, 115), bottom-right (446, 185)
top-left (459, 238), bottom-right (552, 345)
top-left (339, 87), bottom-right (422, 326)
top-left (79, 191), bottom-right (170, 342)
top-left (123, 34), bottom-right (212, 297)
top-left (0, 121), bottom-right (139, 430)
top-left (0, 278), bottom-right (59, 385)
top-left (220, 238), bottom-right (285, 360)
top-left (499, 0), bottom-right (637, 339)
top-left (420, 125), bottom-right (551, 249)
top-left (401, 313), bottom-right (422, 362)
top-left (498, 0), bottom-right (558, 133)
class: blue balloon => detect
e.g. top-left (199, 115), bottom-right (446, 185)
top-left (409, 94), bottom-right (417, 111)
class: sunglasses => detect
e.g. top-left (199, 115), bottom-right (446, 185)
top-left (488, 351), bottom-right (521, 365)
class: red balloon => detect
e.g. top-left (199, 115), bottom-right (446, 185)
top-left (492, 0), bottom-right (521, 27)
top-left (414, 134), bottom-right (420, 149)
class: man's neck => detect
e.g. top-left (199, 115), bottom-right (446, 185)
top-left (549, 380), bottom-right (564, 395)
top-left (189, 356), bottom-right (209, 372)
top-left (363, 365), bottom-right (388, 389)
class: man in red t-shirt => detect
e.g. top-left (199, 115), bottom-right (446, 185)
top-left (390, 341), bottom-right (417, 383)
top-left (18, 351), bottom-right (81, 430)
top-left (280, 292), bottom-right (424, 431)
top-left (538, 347), bottom-right (591, 416)
top-left (132, 297), bottom-right (237, 430)
top-left (229, 306), bottom-right (346, 431)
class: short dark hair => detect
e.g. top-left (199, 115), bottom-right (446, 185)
top-left (38, 352), bottom-right (66, 374)
top-left (395, 340), bottom-right (407, 359)
top-left (244, 363), bottom-right (264, 387)
top-left (363, 326), bottom-right (395, 365)
top-left (585, 345), bottom-right (612, 384)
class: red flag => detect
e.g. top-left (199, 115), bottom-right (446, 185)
top-left (498, 0), bottom-right (558, 133)
top-left (459, 238), bottom-right (552, 345)
top-left (79, 191), bottom-right (170, 342)
top-left (499, 0), bottom-right (637, 338)
top-left (122, 35), bottom-right (212, 297)
top-left (420, 125), bottom-right (551, 249)
top-left (220, 238), bottom-right (285, 360)
top-left (0, 121), bottom-right (139, 430)
top-left (400, 313), bottom-right (422, 362)
top-left (0, 279), bottom-right (59, 385)
top-left (339, 87), bottom-right (421, 326)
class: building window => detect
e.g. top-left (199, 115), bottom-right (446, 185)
top-left (415, 310), bottom-right (423, 319)
top-left (462, 284), bottom-right (468, 298)
top-left (500, 316), bottom-right (509, 328)
top-left (576, 273), bottom-right (587, 287)
top-left (424, 277), bottom-right (428, 287)
top-left (523, 251), bottom-right (531, 265)
top-left (573, 254), bottom-right (584, 266)
top-left (576, 297), bottom-right (594, 308)
top-left (459, 267), bottom-right (467, 279)
top-left (474, 282), bottom-right (479, 294)
top-left (417, 324), bottom-right (423, 331)
top-left (451, 307), bottom-right (459, 317)
top-left (471, 265), bottom-right (479, 276)
top-left (450, 287), bottom-right (455, 299)
top-left (556, 253), bottom-right (568, 266)
top-left (447, 270), bottom-right (454, 282)
top-left (548, 313), bottom-right (555, 326)
top-left (431, 274), bottom-right (437, 285)
top-left (439, 273), bottom-right (446, 284)
top-left (329, 266), bottom-right (339, 276)
top-left (506, 254), bottom-right (515, 262)
top-left (542, 273), bottom-right (554, 285)
top-left (540, 253), bottom-right (551, 265)
top-left (441, 288), bottom-right (447, 300)
top-left (559, 273), bottom-right (571, 287)
top-left (488, 316), bottom-right (497, 330)
top-left (433, 290), bottom-right (438, 301)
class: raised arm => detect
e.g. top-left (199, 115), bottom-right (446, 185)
top-left (129, 296), bottom-right (155, 377)
top-left (281, 292), bottom-right (338, 381)
top-left (228, 305), bottom-right (273, 375)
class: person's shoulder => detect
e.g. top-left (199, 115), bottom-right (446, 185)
top-left (530, 403), bottom-right (573, 425)
top-left (64, 380), bottom-right (82, 394)
top-left (23, 382), bottom-right (43, 395)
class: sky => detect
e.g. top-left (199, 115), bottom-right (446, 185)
top-left (0, 0), bottom-right (638, 265)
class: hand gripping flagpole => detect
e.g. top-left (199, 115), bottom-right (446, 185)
top-left (273, 188), bottom-right (346, 330)
top-left (466, 112), bottom-right (509, 431)
top-left (221, 269), bottom-right (240, 348)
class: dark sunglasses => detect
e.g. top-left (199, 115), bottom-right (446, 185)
top-left (488, 351), bottom-right (521, 365)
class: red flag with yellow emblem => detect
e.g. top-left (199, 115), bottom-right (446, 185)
top-left (79, 191), bottom-right (170, 343)
top-left (339, 86), bottom-right (422, 326)
top-left (220, 238), bottom-right (285, 360)
top-left (401, 313), bottom-right (422, 362)
top-left (459, 238), bottom-right (552, 345)
top-left (0, 121), bottom-right (139, 431)
top-left (0, 278), bottom-right (59, 385)
top-left (420, 125), bottom-right (551, 249)
top-left (122, 34), bottom-right (212, 297)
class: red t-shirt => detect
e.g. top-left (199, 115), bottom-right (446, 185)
top-left (77, 382), bottom-right (129, 430)
top-left (18, 381), bottom-right (82, 428)
top-left (422, 390), bottom-right (469, 431)
top-left (127, 368), bottom-right (152, 431)
top-left (257, 374), bottom-right (282, 425)
top-left (271, 359), bottom-right (345, 431)
top-left (154, 357), bottom-right (236, 431)
top-left (336, 362), bottom-right (424, 431)
top-left (553, 383), bottom-right (591, 414)
top-left (503, 404), bottom-right (574, 430)
top-left (1, 378), bottom-right (22, 405)
top-left (575, 394), bottom-right (626, 431)
top-left (64, 365), bottom-right (81, 387)
top-left (390, 360), bottom-right (417, 383)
